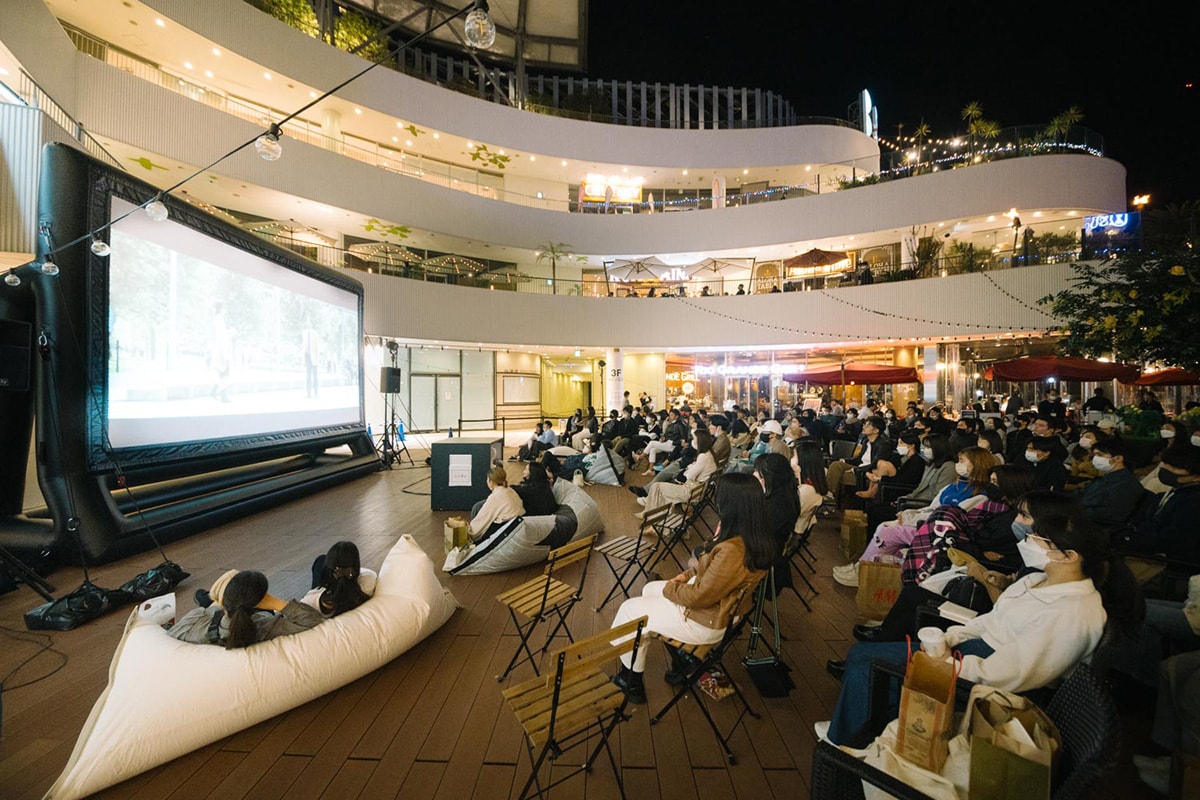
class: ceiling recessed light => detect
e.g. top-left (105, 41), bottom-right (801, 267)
top-left (263, 71), bottom-right (272, 80)
top-left (309, 91), bottom-right (317, 98)
top-left (529, 155), bottom-right (535, 161)
top-left (212, 47), bottom-right (221, 56)
top-left (742, 169), bottom-right (749, 175)
top-left (183, 61), bottom-right (193, 69)
top-left (154, 18), bottom-right (165, 27)
top-left (682, 169), bottom-right (688, 175)
top-left (432, 133), bottom-right (440, 139)
top-left (405, 140), bottom-right (413, 147)
top-left (354, 108), bottom-right (362, 114)
top-left (204, 70), bottom-right (213, 78)
top-left (392, 136), bottom-right (398, 142)
top-left (561, 160), bottom-right (567, 167)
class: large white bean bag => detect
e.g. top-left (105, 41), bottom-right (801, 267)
top-left (445, 479), bottom-right (602, 575)
top-left (585, 443), bottom-right (626, 486)
top-left (45, 535), bottom-right (458, 800)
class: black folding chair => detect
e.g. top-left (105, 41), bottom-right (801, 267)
top-left (496, 535), bottom-right (596, 681)
top-left (643, 482), bottom-right (706, 577)
top-left (649, 582), bottom-right (763, 764)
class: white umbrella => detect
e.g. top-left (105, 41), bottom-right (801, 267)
top-left (607, 256), bottom-right (669, 282)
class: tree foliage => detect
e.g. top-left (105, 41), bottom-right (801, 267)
top-left (1041, 244), bottom-right (1200, 369)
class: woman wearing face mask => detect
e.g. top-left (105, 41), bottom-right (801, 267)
top-left (834, 448), bottom-right (995, 586)
top-left (820, 507), bottom-right (1141, 746)
top-left (1025, 435), bottom-right (1070, 491)
top-left (1063, 424), bottom-right (1108, 489)
top-left (865, 433), bottom-right (958, 539)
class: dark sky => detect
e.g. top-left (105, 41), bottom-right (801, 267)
top-left (589, 2), bottom-right (1198, 206)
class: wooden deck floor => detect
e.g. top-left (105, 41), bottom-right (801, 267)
top-left (0, 450), bottom-right (1152, 799)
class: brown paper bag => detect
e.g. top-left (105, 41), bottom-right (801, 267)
top-left (444, 516), bottom-right (469, 552)
top-left (895, 649), bottom-right (959, 772)
top-left (841, 509), bottom-right (868, 562)
top-left (963, 684), bottom-right (1059, 800)
top-left (856, 559), bottom-right (903, 621)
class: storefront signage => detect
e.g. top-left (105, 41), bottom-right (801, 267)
top-left (695, 364), bottom-right (792, 377)
top-left (1083, 213), bottom-right (1131, 232)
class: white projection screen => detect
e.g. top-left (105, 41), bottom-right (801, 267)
top-left (105, 197), bottom-right (362, 450)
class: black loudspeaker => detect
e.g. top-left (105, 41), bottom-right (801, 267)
top-left (380, 366), bottom-right (402, 394)
top-left (0, 319), bottom-right (31, 393)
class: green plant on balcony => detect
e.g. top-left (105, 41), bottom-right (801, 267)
top-left (246, 0), bottom-right (319, 38)
top-left (469, 144), bottom-right (512, 170)
top-left (363, 218), bottom-right (411, 239)
top-left (945, 240), bottom-right (990, 274)
top-left (906, 226), bottom-right (944, 277)
top-left (334, 8), bottom-right (391, 65)
top-left (1045, 105), bottom-right (1084, 153)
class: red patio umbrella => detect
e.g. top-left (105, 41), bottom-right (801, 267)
top-left (1128, 368), bottom-right (1200, 386)
top-left (984, 356), bottom-right (1140, 383)
top-left (781, 362), bottom-right (921, 385)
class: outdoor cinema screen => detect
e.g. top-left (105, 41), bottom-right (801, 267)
top-left (104, 196), bottom-right (362, 452)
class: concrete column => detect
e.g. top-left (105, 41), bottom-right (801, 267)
top-left (321, 108), bottom-right (342, 153)
top-left (605, 348), bottom-right (624, 413)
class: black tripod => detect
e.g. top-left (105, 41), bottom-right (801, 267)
top-left (0, 544), bottom-right (56, 602)
top-left (376, 346), bottom-right (413, 468)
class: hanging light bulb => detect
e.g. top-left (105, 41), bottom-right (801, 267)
top-left (464, 1), bottom-right (496, 49)
top-left (145, 197), bottom-right (169, 222)
top-left (90, 238), bottom-right (111, 257)
top-left (40, 259), bottom-right (60, 276)
top-left (4, 270), bottom-right (20, 287)
top-left (255, 123), bottom-right (283, 161)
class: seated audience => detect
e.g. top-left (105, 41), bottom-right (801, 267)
top-left (1076, 438), bottom-right (1147, 531)
top-left (856, 431), bottom-right (925, 500)
top-left (169, 569), bottom-right (325, 648)
top-left (513, 460), bottom-right (558, 517)
top-left (820, 513), bottom-right (1140, 745)
top-left (1122, 444), bottom-right (1200, 563)
top-left (826, 415), bottom-right (894, 498)
top-left (1025, 435), bottom-right (1069, 491)
top-left (302, 541), bottom-right (376, 618)
top-left (514, 420), bottom-right (557, 462)
top-left (469, 465), bottom-right (525, 542)
top-left (633, 429), bottom-right (717, 515)
top-left (609, 473), bottom-right (773, 703)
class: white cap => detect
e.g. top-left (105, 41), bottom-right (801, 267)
top-left (761, 419), bottom-right (783, 436)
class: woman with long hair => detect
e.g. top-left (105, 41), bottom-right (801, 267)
top-left (755, 452), bottom-right (801, 594)
top-left (821, 507), bottom-right (1142, 745)
top-left (610, 473), bottom-right (774, 704)
top-left (302, 540), bottom-right (376, 617)
top-left (636, 428), bottom-right (718, 517)
top-left (168, 569), bottom-right (325, 648)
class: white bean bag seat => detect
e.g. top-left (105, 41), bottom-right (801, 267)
top-left (585, 443), bottom-right (626, 486)
top-left (45, 535), bottom-right (458, 800)
top-left (445, 479), bottom-right (602, 575)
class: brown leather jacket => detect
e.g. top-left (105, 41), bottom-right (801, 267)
top-left (661, 537), bottom-right (766, 630)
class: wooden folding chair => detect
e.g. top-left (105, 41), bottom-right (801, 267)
top-left (503, 615), bottom-right (648, 800)
top-left (496, 535), bottom-right (596, 682)
top-left (648, 586), bottom-right (762, 764)
top-left (593, 524), bottom-right (659, 611)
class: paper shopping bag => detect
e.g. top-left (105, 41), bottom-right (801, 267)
top-left (841, 509), bottom-right (868, 562)
top-left (444, 516), bottom-right (469, 552)
top-left (856, 559), bottom-right (903, 621)
top-left (895, 649), bottom-right (960, 772)
top-left (963, 684), bottom-right (1060, 800)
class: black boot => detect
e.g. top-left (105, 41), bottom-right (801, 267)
top-left (612, 665), bottom-right (647, 704)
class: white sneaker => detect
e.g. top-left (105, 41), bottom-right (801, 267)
top-left (636, 497), bottom-right (647, 507)
top-left (832, 563), bottom-right (859, 578)
top-left (813, 720), bottom-right (832, 743)
top-left (833, 563), bottom-right (861, 588)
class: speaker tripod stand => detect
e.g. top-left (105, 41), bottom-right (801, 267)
top-left (376, 398), bottom-right (413, 469)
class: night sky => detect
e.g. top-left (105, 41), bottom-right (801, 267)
top-left (589, 2), bottom-right (1198, 206)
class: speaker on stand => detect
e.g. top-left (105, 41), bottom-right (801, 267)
top-left (377, 348), bottom-right (414, 467)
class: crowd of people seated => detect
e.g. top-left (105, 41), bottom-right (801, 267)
top-left (594, 387), bottom-right (1198, 794)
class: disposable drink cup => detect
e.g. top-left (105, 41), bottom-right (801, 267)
top-left (918, 626), bottom-right (948, 659)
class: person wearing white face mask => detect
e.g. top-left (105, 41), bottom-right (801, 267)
top-left (1122, 444), bottom-right (1200, 563)
top-left (819, 512), bottom-right (1140, 746)
top-left (1075, 438), bottom-right (1147, 530)
top-left (1025, 436), bottom-right (1069, 491)
top-left (855, 431), bottom-right (925, 500)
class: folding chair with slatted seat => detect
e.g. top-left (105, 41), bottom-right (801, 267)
top-left (593, 524), bottom-right (660, 611)
top-left (682, 475), bottom-right (720, 540)
top-left (648, 582), bottom-right (764, 764)
top-left (643, 482), bottom-right (706, 578)
top-left (503, 615), bottom-right (649, 800)
top-left (496, 535), bottom-right (596, 682)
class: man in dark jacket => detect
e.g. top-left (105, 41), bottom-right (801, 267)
top-left (1123, 445), bottom-right (1200, 564)
top-left (1079, 439), bottom-right (1148, 531)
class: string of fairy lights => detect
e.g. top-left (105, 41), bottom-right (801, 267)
top-left (981, 271), bottom-right (1060, 319)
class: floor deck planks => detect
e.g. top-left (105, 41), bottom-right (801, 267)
top-left (0, 445), bottom-right (1153, 799)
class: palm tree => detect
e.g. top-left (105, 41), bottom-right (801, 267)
top-left (974, 119), bottom-right (1001, 160)
top-left (961, 102), bottom-right (983, 160)
top-left (535, 242), bottom-right (575, 295)
top-left (912, 119), bottom-right (931, 172)
top-left (1045, 105), bottom-right (1084, 152)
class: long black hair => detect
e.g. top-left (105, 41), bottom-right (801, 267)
top-left (1035, 514), bottom-right (1144, 637)
top-left (792, 438), bottom-right (828, 495)
top-left (754, 452), bottom-right (799, 513)
top-left (223, 570), bottom-right (269, 649)
top-left (714, 473), bottom-right (775, 571)
top-left (317, 541), bottom-right (370, 618)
